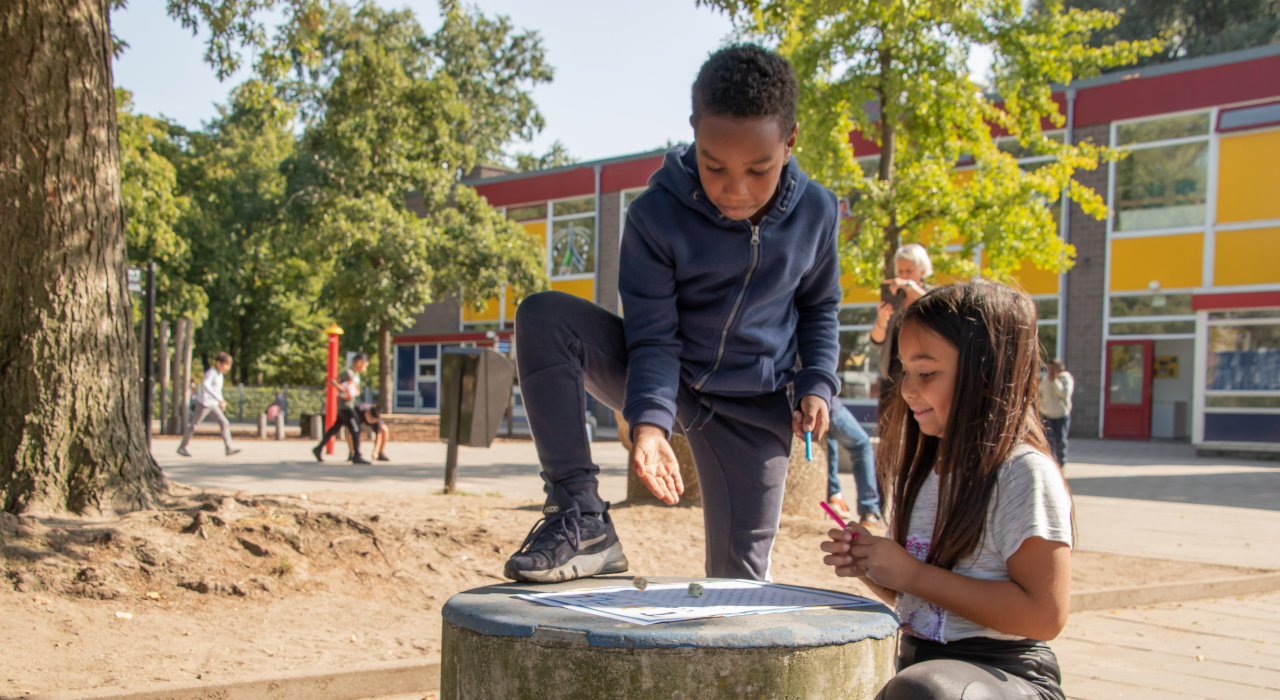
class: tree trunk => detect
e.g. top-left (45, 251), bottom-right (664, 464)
top-left (378, 318), bottom-right (394, 414)
top-left (0, 0), bottom-right (165, 515)
top-left (877, 46), bottom-right (900, 276)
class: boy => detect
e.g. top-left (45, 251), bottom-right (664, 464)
top-left (312, 352), bottom-right (371, 464)
top-left (177, 352), bottom-right (241, 457)
top-left (346, 402), bottom-right (391, 462)
top-left (505, 45), bottom-right (841, 583)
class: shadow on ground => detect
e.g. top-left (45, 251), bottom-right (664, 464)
top-left (1067, 471), bottom-right (1280, 511)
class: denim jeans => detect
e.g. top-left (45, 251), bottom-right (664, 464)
top-left (827, 401), bottom-right (880, 517)
top-left (1041, 414), bottom-right (1069, 467)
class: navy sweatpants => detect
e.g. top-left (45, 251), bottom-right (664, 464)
top-left (515, 291), bottom-right (794, 581)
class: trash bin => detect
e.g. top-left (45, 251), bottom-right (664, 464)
top-left (440, 348), bottom-right (516, 449)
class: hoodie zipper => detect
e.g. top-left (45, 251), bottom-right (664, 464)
top-left (693, 224), bottom-right (761, 391)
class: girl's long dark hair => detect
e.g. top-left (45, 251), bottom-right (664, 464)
top-left (877, 280), bottom-right (1056, 571)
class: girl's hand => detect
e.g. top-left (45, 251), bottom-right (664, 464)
top-left (850, 530), bottom-right (926, 592)
top-left (820, 525), bottom-right (869, 577)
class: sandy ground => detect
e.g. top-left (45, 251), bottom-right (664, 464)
top-left (0, 485), bottom-right (1266, 699)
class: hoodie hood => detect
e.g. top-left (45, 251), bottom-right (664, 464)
top-left (648, 143), bottom-right (810, 231)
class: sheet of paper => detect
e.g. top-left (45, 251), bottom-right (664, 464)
top-left (514, 579), bottom-right (880, 626)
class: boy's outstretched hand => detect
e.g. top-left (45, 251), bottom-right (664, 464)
top-left (630, 424), bottom-right (684, 505)
top-left (792, 394), bottom-right (830, 440)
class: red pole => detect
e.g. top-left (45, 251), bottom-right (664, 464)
top-left (325, 323), bottom-right (343, 454)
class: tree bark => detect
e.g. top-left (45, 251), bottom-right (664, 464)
top-left (877, 46), bottom-right (900, 276)
top-left (0, 0), bottom-right (165, 514)
top-left (378, 318), bottom-right (393, 414)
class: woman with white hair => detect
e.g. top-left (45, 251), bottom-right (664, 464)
top-left (869, 243), bottom-right (934, 375)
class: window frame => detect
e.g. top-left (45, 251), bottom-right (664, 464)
top-left (1201, 309), bottom-right (1280, 416)
top-left (549, 194), bottom-right (598, 281)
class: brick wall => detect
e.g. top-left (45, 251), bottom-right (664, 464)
top-left (597, 191), bottom-right (621, 314)
top-left (1064, 123), bottom-right (1110, 438)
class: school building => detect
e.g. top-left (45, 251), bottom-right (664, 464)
top-left (398, 43), bottom-right (1280, 452)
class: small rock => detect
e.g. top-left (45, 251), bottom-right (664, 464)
top-left (210, 515), bottom-right (228, 528)
top-left (238, 538), bottom-right (271, 557)
top-left (687, 583), bottom-right (704, 598)
top-left (231, 582), bottom-right (249, 597)
top-left (115, 611), bottom-right (132, 619)
top-left (33, 596), bottom-right (51, 606)
top-left (299, 494), bottom-right (308, 500)
top-left (220, 497), bottom-right (236, 510)
top-left (1194, 654), bottom-right (1205, 661)
top-left (633, 577), bottom-right (648, 591)
top-left (146, 591), bottom-right (160, 600)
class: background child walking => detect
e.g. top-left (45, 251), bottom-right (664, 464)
top-left (822, 281), bottom-right (1073, 700)
top-left (177, 352), bottom-right (240, 457)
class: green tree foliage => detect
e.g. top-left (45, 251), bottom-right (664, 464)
top-left (117, 88), bottom-right (207, 326)
top-left (280, 2), bottom-right (549, 406)
top-left (514, 139), bottom-right (578, 171)
top-left (703, 0), bottom-right (1162, 288)
top-left (159, 82), bottom-right (331, 385)
top-left (1034, 0), bottom-right (1280, 67)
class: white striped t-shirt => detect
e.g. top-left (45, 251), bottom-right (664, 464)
top-left (894, 445), bottom-right (1073, 643)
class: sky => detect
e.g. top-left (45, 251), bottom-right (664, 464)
top-left (111, 0), bottom-right (994, 163)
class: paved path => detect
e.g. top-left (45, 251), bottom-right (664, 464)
top-left (1057, 590), bottom-right (1280, 699)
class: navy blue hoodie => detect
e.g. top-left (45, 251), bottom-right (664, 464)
top-left (619, 144), bottom-right (842, 437)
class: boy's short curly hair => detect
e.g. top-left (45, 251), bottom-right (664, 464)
top-left (692, 44), bottom-right (798, 138)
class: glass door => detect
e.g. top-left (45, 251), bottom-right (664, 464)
top-left (1104, 339), bottom-right (1154, 440)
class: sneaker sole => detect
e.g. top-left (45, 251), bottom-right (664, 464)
top-left (504, 542), bottom-right (629, 583)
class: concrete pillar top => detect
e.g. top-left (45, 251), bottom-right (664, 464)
top-left (442, 576), bottom-right (899, 651)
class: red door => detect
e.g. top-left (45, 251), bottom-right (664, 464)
top-left (1103, 339), bottom-right (1154, 440)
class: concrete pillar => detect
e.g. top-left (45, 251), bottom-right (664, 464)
top-left (310, 414), bottom-right (324, 441)
top-left (441, 577), bottom-right (897, 699)
top-left (275, 412), bottom-right (286, 440)
top-left (257, 413), bottom-right (267, 439)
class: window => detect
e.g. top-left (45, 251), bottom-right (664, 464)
top-left (551, 196), bottom-right (596, 278)
top-left (1108, 293), bottom-right (1196, 337)
top-left (1033, 296), bottom-right (1059, 361)
top-left (1206, 316), bottom-right (1280, 392)
top-left (622, 189), bottom-right (645, 210)
top-left (506, 203), bottom-right (546, 222)
top-left (996, 130), bottom-right (1065, 161)
top-left (837, 304), bottom-right (884, 400)
top-left (1113, 112), bottom-right (1211, 232)
top-left (1218, 101), bottom-right (1280, 133)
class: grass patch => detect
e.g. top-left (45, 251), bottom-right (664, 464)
top-left (272, 556), bottom-right (294, 577)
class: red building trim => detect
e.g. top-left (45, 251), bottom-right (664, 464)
top-left (601, 156), bottom-right (664, 192)
top-left (1074, 54), bottom-right (1280, 127)
top-left (393, 332), bottom-right (513, 344)
top-left (472, 167), bottom-right (595, 208)
top-left (1192, 290), bottom-right (1280, 311)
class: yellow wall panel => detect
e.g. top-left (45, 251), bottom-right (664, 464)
top-left (1215, 227), bottom-right (1280, 286)
top-left (551, 277), bottom-right (595, 302)
top-left (1012, 262), bottom-right (1059, 295)
top-left (1217, 129), bottom-right (1280, 223)
top-left (1109, 233), bottom-right (1203, 291)
top-left (461, 297), bottom-right (500, 322)
top-left (503, 285), bottom-right (520, 320)
top-left (840, 273), bottom-right (878, 304)
top-left (523, 221), bottom-right (547, 245)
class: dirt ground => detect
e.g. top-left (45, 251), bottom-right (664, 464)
top-left (0, 484), bottom-right (1265, 698)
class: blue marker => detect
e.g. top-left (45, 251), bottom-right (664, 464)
top-left (805, 431), bottom-right (812, 461)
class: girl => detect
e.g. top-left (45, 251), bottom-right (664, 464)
top-left (822, 281), bottom-right (1073, 700)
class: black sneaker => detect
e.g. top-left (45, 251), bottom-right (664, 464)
top-left (311, 445), bottom-right (324, 462)
top-left (352, 455), bottom-right (371, 465)
top-left (503, 482), bottom-right (628, 583)
top-left (376, 453), bottom-right (390, 462)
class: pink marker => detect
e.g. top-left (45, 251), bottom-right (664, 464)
top-left (819, 501), bottom-right (857, 538)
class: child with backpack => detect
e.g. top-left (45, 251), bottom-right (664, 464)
top-left (822, 281), bottom-right (1073, 700)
